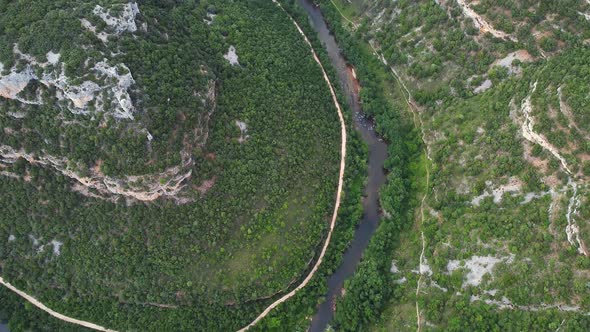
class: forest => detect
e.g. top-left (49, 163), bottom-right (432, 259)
top-left (5, 0), bottom-right (590, 331)
top-left (0, 0), bottom-right (350, 330)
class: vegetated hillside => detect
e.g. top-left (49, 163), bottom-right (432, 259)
top-left (0, 1), bottom-right (218, 202)
top-left (0, 0), bottom-right (342, 330)
top-left (320, 0), bottom-right (590, 330)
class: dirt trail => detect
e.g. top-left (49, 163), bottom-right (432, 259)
top-left (368, 41), bottom-right (431, 157)
top-left (0, 277), bottom-right (117, 332)
top-left (415, 172), bottom-right (430, 332)
top-left (328, 0), bottom-right (360, 30)
top-left (237, 1), bottom-right (347, 330)
top-left (367, 39), bottom-right (432, 332)
top-left (415, 230), bottom-right (426, 331)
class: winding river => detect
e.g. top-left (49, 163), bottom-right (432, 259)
top-left (296, 1), bottom-right (389, 331)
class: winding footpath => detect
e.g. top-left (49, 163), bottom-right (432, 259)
top-left (328, 0), bottom-right (359, 30)
top-left (366, 28), bottom-right (433, 332)
top-left (0, 1), bottom-right (348, 331)
top-left (0, 277), bottom-right (116, 332)
top-left (237, 0), bottom-right (347, 330)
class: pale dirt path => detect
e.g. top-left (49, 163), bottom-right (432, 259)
top-left (367, 39), bottom-right (432, 332)
top-left (0, 277), bottom-right (117, 332)
top-left (237, 1), bottom-right (347, 331)
top-left (328, 0), bottom-right (360, 30)
top-left (415, 183), bottom-right (429, 332)
top-left (0, 2), bottom-right (348, 331)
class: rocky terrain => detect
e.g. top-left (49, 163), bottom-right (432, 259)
top-left (0, 2), bottom-right (218, 203)
top-left (317, 0), bottom-right (590, 330)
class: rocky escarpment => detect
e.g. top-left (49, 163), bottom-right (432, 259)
top-left (0, 2), bottom-right (218, 203)
top-left (0, 144), bottom-right (192, 202)
top-left (0, 45), bottom-right (135, 118)
top-left (511, 82), bottom-right (589, 257)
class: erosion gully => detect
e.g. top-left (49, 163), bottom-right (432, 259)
top-left (297, 0), bottom-right (388, 331)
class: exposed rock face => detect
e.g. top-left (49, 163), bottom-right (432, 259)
top-left (93, 60), bottom-right (136, 119)
top-left (0, 69), bottom-right (35, 100)
top-left (512, 84), bottom-right (589, 256)
top-left (2, 3), bottom-right (145, 118)
top-left (236, 120), bottom-right (249, 143)
top-left (0, 46), bottom-right (136, 119)
top-left (455, 0), bottom-right (518, 42)
top-left (473, 79), bottom-right (492, 94)
top-left (0, 145), bottom-right (193, 202)
top-left (517, 83), bottom-right (571, 173)
top-left (0, 2), bottom-right (217, 203)
top-left (46, 51), bottom-right (60, 65)
top-left (81, 2), bottom-right (141, 42)
top-left (42, 69), bottom-right (102, 110)
top-left (447, 255), bottom-right (515, 287)
top-left (0, 77), bottom-right (217, 203)
top-left (224, 46), bottom-right (240, 66)
top-left (491, 50), bottom-right (533, 75)
top-left (0, 70), bottom-right (217, 203)
top-left (93, 3), bottom-right (140, 34)
top-left (0, 76), bottom-right (217, 202)
top-left (80, 18), bottom-right (109, 43)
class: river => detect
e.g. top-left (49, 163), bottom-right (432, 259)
top-left (296, 1), bottom-right (389, 331)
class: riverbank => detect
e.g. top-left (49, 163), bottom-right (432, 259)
top-left (295, 1), bottom-right (388, 331)
top-left (307, 1), bottom-right (426, 331)
top-left (237, 0), bottom-right (348, 329)
top-left (0, 1), bottom-right (407, 331)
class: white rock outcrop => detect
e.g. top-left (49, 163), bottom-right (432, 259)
top-left (447, 254), bottom-right (514, 287)
top-left (0, 45), bottom-right (137, 119)
top-left (224, 46), bottom-right (240, 66)
top-left (0, 144), bottom-right (193, 202)
top-left (0, 68), bottom-right (36, 100)
top-left (93, 3), bottom-right (140, 34)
